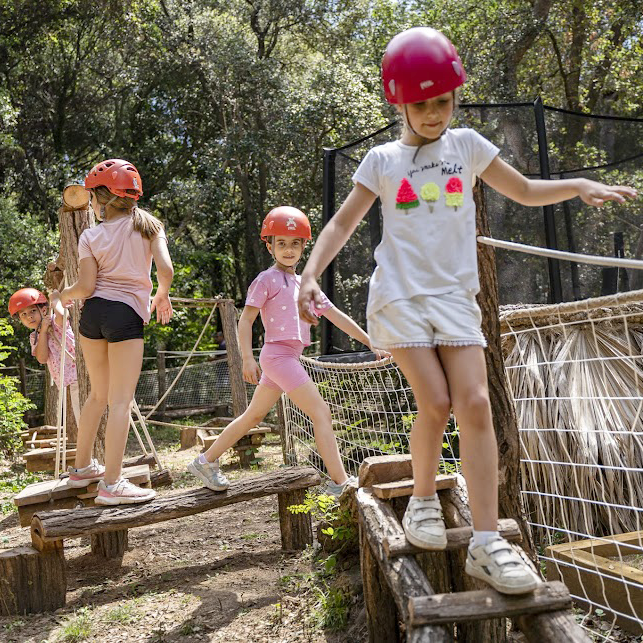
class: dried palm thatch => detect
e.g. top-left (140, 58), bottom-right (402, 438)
top-left (501, 291), bottom-right (643, 542)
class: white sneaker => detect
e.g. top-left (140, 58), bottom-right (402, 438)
top-left (402, 495), bottom-right (447, 550)
top-left (67, 458), bottom-right (105, 487)
top-left (94, 478), bottom-right (156, 506)
top-left (466, 536), bottom-right (539, 595)
top-left (324, 475), bottom-right (357, 500)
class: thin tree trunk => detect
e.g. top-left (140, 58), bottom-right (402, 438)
top-left (475, 181), bottom-right (537, 561)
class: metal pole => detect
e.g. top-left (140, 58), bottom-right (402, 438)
top-left (321, 147), bottom-right (336, 354)
top-left (534, 97), bottom-right (563, 303)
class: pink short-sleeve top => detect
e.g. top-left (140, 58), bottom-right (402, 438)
top-left (78, 216), bottom-right (166, 323)
top-left (245, 267), bottom-right (333, 346)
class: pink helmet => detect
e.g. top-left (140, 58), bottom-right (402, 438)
top-left (8, 288), bottom-right (47, 316)
top-left (382, 27), bottom-right (466, 104)
top-left (85, 159), bottom-right (143, 200)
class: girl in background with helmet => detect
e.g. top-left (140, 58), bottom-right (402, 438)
top-left (55, 159), bottom-right (174, 505)
top-left (298, 27), bottom-right (636, 594)
top-left (8, 288), bottom-right (82, 439)
top-left (187, 206), bottom-right (388, 497)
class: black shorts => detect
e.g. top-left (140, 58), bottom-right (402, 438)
top-left (80, 297), bottom-right (144, 342)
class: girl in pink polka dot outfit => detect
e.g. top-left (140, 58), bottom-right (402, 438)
top-left (188, 206), bottom-right (388, 497)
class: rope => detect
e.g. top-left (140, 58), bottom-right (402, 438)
top-left (143, 302), bottom-right (218, 420)
top-left (477, 235), bottom-right (643, 270)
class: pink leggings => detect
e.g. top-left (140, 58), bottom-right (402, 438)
top-left (259, 340), bottom-right (309, 393)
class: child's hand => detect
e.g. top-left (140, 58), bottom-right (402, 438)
top-left (578, 179), bottom-right (637, 207)
top-left (243, 358), bottom-right (261, 385)
top-left (298, 274), bottom-right (322, 326)
top-left (150, 292), bottom-right (173, 325)
top-left (38, 313), bottom-right (51, 332)
top-left (368, 341), bottom-right (391, 360)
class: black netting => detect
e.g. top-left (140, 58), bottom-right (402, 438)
top-left (325, 103), bottom-right (643, 353)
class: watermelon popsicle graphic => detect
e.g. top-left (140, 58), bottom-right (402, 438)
top-left (420, 182), bottom-right (440, 212)
top-left (445, 177), bottom-right (464, 210)
top-left (396, 178), bottom-right (419, 210)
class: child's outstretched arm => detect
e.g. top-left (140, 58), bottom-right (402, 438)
top-left (323, 307), bottom-right (390, 360)
top-left (150, 235), bottom-right (174, 325)
top-left (33, 312), bottom-right (52, 365)
top-left (49, 291), bottom-right (66, 328)
top-left (59, 257), bottom-right (98, 305)
top-left (481, 157), bottom-right (637, 207)
top-left (238, 306), bottom-right (261, 385)
top-left (299, 183), bottom-right (376, 324)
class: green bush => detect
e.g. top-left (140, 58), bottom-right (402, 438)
top-left (0, 319), bottom-right (33, 458)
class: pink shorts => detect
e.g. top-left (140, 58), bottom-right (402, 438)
top-left (259, 340), bottom-right (310, 393)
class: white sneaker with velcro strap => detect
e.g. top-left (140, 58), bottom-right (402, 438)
top-left (465, 536), bottom-right (539, 594)
top-left (402, 495), bottom-right (447, 550)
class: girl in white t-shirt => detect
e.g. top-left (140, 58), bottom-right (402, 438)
top-left (299, 28), bottom-right (637, 594)
top-left (57, 159), bottom-right (174, 506)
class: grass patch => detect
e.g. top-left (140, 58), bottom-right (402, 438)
top-left (57, 608), bottom-right (92, 642)
top-left (105, 603), bottom-right (137, 624)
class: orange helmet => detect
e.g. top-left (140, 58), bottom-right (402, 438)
top-left (260, 206), bottom-right (312, 241)
top-left (85, 159), bottom-right (143, 200)
top-left (8, 288), bottom-right (47, 316)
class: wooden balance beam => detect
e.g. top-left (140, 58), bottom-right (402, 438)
top-left (7, 467), bottom-right (320, 616)
top-left (357, 455), bottom-right (590, 643)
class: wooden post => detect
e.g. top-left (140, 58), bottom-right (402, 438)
top-left (90, 531), bottom-right (129, 559)
top-left (359, 524), bottom-right (400, 641)
top-left (0, 546), bottom-right (66, 615)
top-left (475, 180), bottom-right (536, 559)
top-left (277, 395), bottom-right (297, 466)
top-left (219, 301), bottom-right (247, 417)
top-left (277, 488), bottom-right (313, 550)
top-left (156, 343), bottom-right (167, 423)
top-left (57, 204), bottom-right (107, 460)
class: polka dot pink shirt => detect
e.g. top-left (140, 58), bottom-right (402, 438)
top-left (245, 267), bottom-right (333, 346)
top-left (30, 314), bottom-right (77, 388)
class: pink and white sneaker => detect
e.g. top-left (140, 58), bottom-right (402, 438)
top-left (67, 459), bottom-right (105, 488)
top-left (94, 478), bottom-right (156, 506)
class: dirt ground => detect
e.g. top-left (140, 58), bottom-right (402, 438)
top-left (0, 429), bottom-right (367, 643)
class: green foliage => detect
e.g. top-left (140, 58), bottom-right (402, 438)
top-left (57, 607), bottom-right (92, 642)
top-left (0, 319), bottom-right (34, 458)
top-left (313, 584), bottom-right (349, 631)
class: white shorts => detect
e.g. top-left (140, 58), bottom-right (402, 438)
top-left (367, 291), bottom-right (487, 350)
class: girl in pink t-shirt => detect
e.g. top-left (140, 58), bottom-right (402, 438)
top-left (57, 159), bottom-right (174, 505)
top-left (188, 207), bottom-right (388, 496)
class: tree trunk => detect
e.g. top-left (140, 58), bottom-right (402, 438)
top-left (475, 181), bottom-right (536, 561)
top-left (57, 206), bottom-right (107, 460)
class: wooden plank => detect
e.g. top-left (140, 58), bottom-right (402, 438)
top-left (20, 426), bottom-right (59, 439)
top-left (408, 581), bottom-right (570, 625)
top-left (384, 518), bottom-right (522, 557)
top-left (372, 474), bottom-right (457, 499)
top-left (356, 487), bottom-right (453, 642)
top-left (23, 448), bottom-right (78, 473)
top-left (14, 465), bottom-right (151, 507)
top-left (32, 467), bottom-right (320, 541)
top-left (359, 454), bottom-right (412, 488)
top-left (22, 439), bottom-right (77, 449)
top-left (547, 530), bottom-right (643, 560)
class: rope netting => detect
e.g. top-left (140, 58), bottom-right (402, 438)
top-left (283, 289), bottom-right (643, 638)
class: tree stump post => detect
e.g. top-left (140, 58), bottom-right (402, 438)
top-left (90, 530), bottom-right (129, 559)
top-left (277, 395), bottom-right (297, 466)
top-left (156, 343), bottom-right (167, 423)
top-left (220, 301), bottom-right (248, 418)
top-left (277, 488), bottom-right (313, 550)
top-left (0, 546), bottom-right (66, 615)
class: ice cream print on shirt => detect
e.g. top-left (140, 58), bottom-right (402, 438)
top-left (395, 178), bottom-right (420, 210)
top-left (396, 159), bottom-right (465, 213)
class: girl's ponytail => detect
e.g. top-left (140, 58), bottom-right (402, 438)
top-left (131, 207), bottom-right (164, 240)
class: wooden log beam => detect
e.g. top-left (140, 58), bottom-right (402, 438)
top-left (359, 454), bottom-right (413, 488)
top-left (357, 487), bottom-right (453, 642)
top-left (32, 467), bottom-right (320, 542)
top-left (373, 474), bottom-right (457, 499)
top-left (409, 581), bottom-right (570, 625)
top-left (0, 546), bottom-right (66, 615)
top-left (150, 468), bottom-right (173, 488)
top-left (514, 611), bottom-right (592, 643)
top-left (384, 518), bottom-right (521, 557)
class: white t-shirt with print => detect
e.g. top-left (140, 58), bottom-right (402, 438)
top-left (352, 128), bottom-right (499, 317)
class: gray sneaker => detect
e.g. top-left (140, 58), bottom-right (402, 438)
top-left (325, 475), bottom-right (357, 500)
top-left (187, 457), bottom-right (230, 491)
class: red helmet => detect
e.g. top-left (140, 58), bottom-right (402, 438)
top-left (8, 288), bottom-right (47, 316)
top-left (382, 27), bottom-right (466, 104)
top-left (85, 159), bottom-right (143, 200)
top-left (260, 206), bottom-right (312, 241)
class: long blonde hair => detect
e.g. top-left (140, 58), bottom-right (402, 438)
top-left (91, 186), bottom-right (164, 239)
